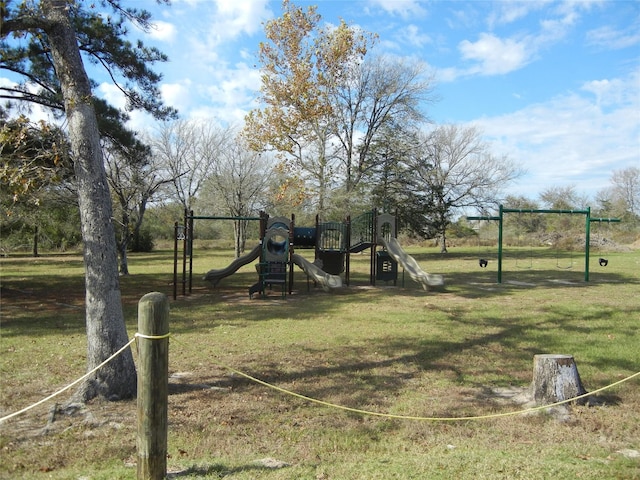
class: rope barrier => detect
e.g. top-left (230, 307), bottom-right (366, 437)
top-left (0, 337), bottom-right (137, 424)
top-left (2, 330), bottom-right (638, 425)
top-left (135, 332), bottom-right (172, 340)
top-left (214, 362), bottom-right (640, 422)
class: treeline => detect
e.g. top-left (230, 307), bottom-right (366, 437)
top-left (2, 1), bottom-right (638, 263)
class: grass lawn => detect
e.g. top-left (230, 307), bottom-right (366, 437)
top-left (1, 243), bottom-right (639, 479)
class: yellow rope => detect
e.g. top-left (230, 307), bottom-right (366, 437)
top-left (217, 362), bottom-right (640, 422)
top-left (0, 336), bottom-right (138, 424)
top-left (0, 331), bottom-right (172, 424)
top-left (2, 330), bottom-right (637, 425)
top-left (135, 332), bottom-right (171, 340)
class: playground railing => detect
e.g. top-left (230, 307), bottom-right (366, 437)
top-left (350, 211), bottom-right (374, 250)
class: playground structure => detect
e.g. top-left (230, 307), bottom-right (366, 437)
top-left (174, 210), bottom-right (444, 299)
top-left (467, 205), bottom-right (621, 283)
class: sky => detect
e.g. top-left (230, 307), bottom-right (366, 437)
top-left (4, 0), bottom-right (640, 202)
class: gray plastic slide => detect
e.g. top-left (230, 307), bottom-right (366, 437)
top-left (203, 243), bottom-right (262, 286)
top-left (381, 237), bottom-right (445, 290)
top-left (291, 253), bottom-right (343, 292)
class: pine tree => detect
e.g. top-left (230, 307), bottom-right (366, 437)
top-left (1, 0), bottom-right (175, 401)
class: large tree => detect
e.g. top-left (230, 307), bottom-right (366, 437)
top-left (1, 0), bottom-right (174, 401)
top-left (366, 126), bottom-right (435, 236)
top-left (331, 55), bottom-right (434, 200)
top-left (413, 124), bottom-right (522, 252)
top-left (244, 0), bottom-right (375, 215)
top-left (245, 1), bottom-right (436, 218)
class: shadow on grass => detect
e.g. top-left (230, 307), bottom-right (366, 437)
top-left (167, 292), bottom-right (639, 420)
top-left (168, 462), bottom-right (287, 478)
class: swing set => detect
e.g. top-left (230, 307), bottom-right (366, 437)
top-left (467, 205), bottom-right (621, 283)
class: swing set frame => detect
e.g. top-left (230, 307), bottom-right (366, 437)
top-left (468, 205), bottom-right (620, 283)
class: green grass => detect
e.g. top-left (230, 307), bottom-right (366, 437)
top-left (1, 244), bottom-right (639, 479)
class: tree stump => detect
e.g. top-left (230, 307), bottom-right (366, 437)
top-left (532, 354), bottom-right (587, 405)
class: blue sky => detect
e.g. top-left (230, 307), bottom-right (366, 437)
top-left (4, 0), bottom-right (639, 202)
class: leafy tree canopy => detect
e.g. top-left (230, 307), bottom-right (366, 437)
top-left (1, 0), bottom-right (176, 121)
top-left (1, 0), bottom-right (173, 203)
top-left (0, 107), bottom-right (72, 205)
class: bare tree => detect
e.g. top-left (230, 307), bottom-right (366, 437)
top-left (203, 133), bottom-right (273, 256)
top-left (104, 141), bottom-right (177, 274)
top-left (153, 119), bottom-right (224, 212)
top-left (413, 124), bottom-right (522, 252)
top-left (332, 55), bottom-right (435, 201)
top-left (539, 185), bottom-right (588, 210)
top-left (597, 167), bottom-right (640, 222)
top-left (613, 167), bottom-right (639, 217)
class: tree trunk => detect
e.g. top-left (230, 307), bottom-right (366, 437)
top-left (119, 211), bottom-right (130, 275)
top-left (532, 354), bottom-right (587, 405)
top-left (43, 0), bottom-right (136, 401)
top-left (119, 239), bottom-right (130, 276)
top-left (33, 225), bottom-right (39, 257)
top-left (234, 220), bottom-right (241, 258)
top-left (440, 232), bottom-right (448, 253)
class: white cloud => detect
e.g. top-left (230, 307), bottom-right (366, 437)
top-left (487, 0), bottom-right (552, 28)
top-left (97, 82), bottom-right (127, 110)
top-left (0, 77), bottom-right (55, 123)
top-left (168, 0), bottom-right (271, 70)
top-left (452, 1), bottom-right (600, 80)
top-left (534, 1), bottom-right (601, 49)
top-left (148, 20), bottom-right (177, 43)
top-left (366, 0), bottom-right (427, 20)
top-left (189, 105), bottom-right (248, 127)
top-left (401, 24), bottom-right (433, 49)
top-left (586, 24), bottom-right (640, 50)
top-left (434, 66), bottom-right (460, 83)
top-left (459, 33), bottom-right (531, 75)
top-left (95, 82), bottom-right (158, 132)
top-left (211, 0), bottom-right (272, 40)
top-left (0, 77), bottom-right (14, 88)
top-left (204, 62), bottom-right (261, 108)
top-left (470, 71), bottom-right (640, 199)
top-left (160, 80), bottom-right (193, 111)
top-left (137, 62), bottom-right (262, 126)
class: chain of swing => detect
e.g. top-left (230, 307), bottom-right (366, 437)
top-left (475, 213), bottom-right (614, 269)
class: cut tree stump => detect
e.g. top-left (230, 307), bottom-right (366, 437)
top-left (532, 354), bottom-right (588, 405)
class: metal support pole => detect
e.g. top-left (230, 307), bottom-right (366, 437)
top-left (182, 209), bottom-right (188, 296)
top-left (585, 206), bottom-right (590, 282)
top-left (188, 210), bottom-right (194, 294)
top-left (173, 222), bottom-right (179, 300)
top-left (498, 204), bottom-right (504, 284)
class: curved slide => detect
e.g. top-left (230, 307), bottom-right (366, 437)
top-left (381, 237), bottom-right (444, 290)
top-left (292, 253), bottom-right (343, 292)
top-left (203, 243), bottom-right (261, 286)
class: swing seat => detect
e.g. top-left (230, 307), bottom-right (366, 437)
top-left (599, 257), bottom-right (608, 267)
top-left (479, 258), bottom-right (488, 268)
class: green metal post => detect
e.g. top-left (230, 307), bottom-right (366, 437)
top-left (498, 204), bottom-right (504, 284)
top-left (585, 206), bottom-right (590, 282)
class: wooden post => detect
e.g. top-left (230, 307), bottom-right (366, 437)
top-left (532, 354), bottom-right (587, 405)
top-left (137, 292), bottom-right (169, 480)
